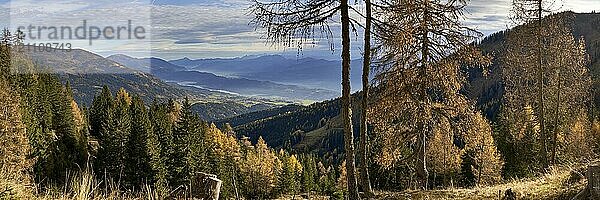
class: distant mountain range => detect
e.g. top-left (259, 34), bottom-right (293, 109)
top-left (19, 49), bottom-right (207, 105)
top-left (170, 55), bottom-right (366, 92)
top-left (16, 46), bottom-right (361, 122)
top-left (16, 48), bottom-right (290, 121)
top-left (108, 54), bottom-right (339, 101)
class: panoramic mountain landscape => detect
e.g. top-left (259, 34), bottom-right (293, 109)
top-left (170, 55), bottom-right (365, 92)
top-left (19, 49), bottom-right (293, 121)
top-left (109, 54), bottom-right (340, 102)
top-left (2, 0), bottom-right (600, 200)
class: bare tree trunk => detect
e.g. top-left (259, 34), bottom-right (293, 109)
top-left (416, 129), bottom-right (428, 189)
top-left (232, 168), bottom-right (240, 200)
top-left (359, 0), bottom-right (374, 196)
top-left (537, 0), bottom-right (548, 169)
top-left (341, 0), bottom-right (360, 198)
top-left (416, 0), bottom-right (430, 190)
top-left (478, 141), bottom-right (484, 186)
top-left (551, 59), bottom-right (562, 165)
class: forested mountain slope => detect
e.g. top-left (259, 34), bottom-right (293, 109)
top-left (215, 104), bottom-right (304, 126)
top-left (20, 49), bottom-right (206, 105)
top-left (465, 12), bottom-right (600, 119)
top-left (227, 12), bottom-right (600, 152)
top-left (222, 92), bottom-right (365, 152)
top-left (230, 97), bottom-right (342, 148)
top-left (191, 101), bottom-right (275, 121)
top-left (17, 49), bottom-right (283, 120)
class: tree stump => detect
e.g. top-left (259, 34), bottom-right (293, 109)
top-left (587, 163), bottom-right (600, 199)
top-left (573, 162), bottom-right (600, 200)
top-left (191, 172), bottom-right (222, 200)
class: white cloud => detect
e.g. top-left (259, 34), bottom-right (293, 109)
top-left (1, 0), bottom-right (598, 59)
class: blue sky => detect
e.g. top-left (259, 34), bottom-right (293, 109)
top-left (1, 0), bottom-right (599, 60)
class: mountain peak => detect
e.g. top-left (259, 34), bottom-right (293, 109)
top-left (107, 54), bottom-right (136, 60)
top-left (238, 54), bottom-right (286, 60)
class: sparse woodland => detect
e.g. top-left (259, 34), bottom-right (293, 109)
top-left (1, 0), bottom-right (600, 199)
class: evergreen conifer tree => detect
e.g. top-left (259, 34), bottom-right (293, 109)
top-left (125, 95), bottom-right (152, 188)
top-left (148, 100), bottom-right (171, 196)
top-left (90, 86), bottom-right (116, 176)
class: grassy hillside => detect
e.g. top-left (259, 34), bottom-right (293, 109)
top-left (377, 166), bottom-right (586, 199)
